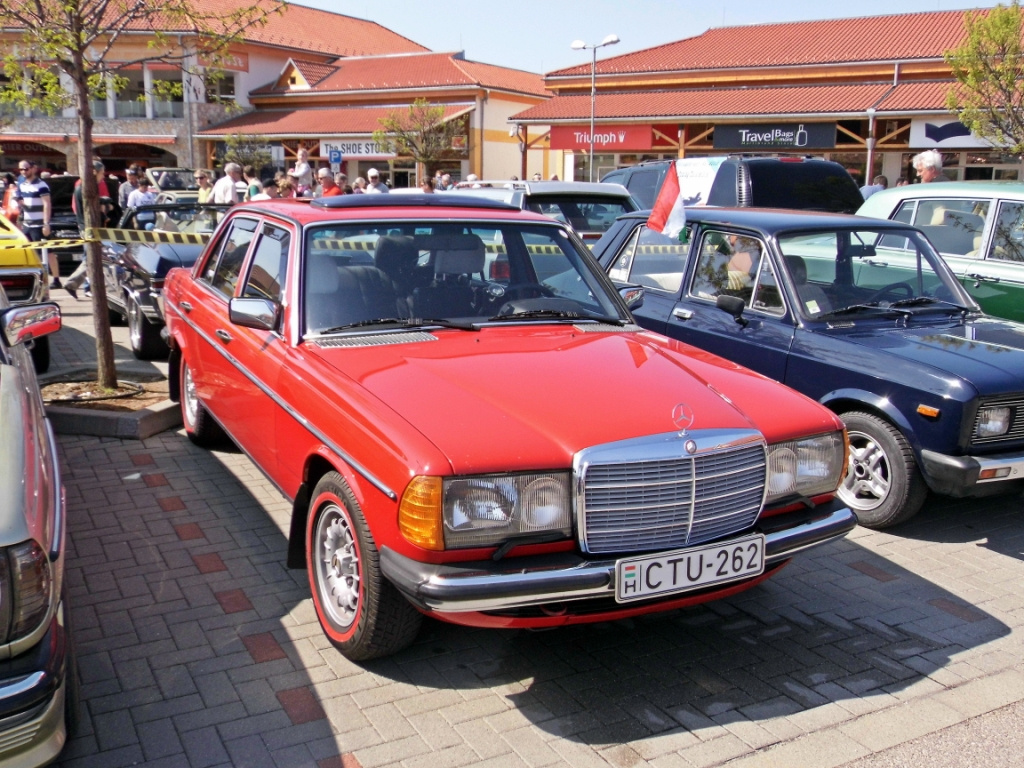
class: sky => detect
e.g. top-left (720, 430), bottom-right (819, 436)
top-left (293, 0), bottom-right (1003, 74)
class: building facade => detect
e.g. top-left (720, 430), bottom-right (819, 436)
top-left (511, 9), bottom-right (1020, 187)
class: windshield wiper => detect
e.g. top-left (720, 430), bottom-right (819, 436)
top-left (319, 317), bottom-right (479, 334)
top-left (888, 296), bottom-right (969, 311)
top-left (817, 303), bottom-right (912, 320)
top-left (486, 309), bottom-right (587, 323)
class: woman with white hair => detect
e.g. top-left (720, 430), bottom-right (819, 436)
top-left (912, 149), bottom-right (944, 183)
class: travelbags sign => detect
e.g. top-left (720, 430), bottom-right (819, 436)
top-left (714, 123), bottom-right (836, 150)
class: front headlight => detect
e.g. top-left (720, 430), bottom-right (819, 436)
top-left (975, 406), bottom-right (1011, 439)
top-left (399, 472), bottom-right (573, 550)
top-left (0, 540), bottom-right (53, 644)
top-left (766, 432), bottom-right (845, 503)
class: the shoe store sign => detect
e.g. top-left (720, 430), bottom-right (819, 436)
top-left (713, 123), bottom-right (836, 150)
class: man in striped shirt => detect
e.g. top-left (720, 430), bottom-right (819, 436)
top-left (13, 161), bottom-right (55, 286)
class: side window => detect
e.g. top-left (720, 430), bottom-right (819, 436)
top-left (242, 223), bottom-right (290, 303)
top-left (609, 225), bottom-right (688, 293)
top-left (201, 217), bottom-right (258, 298)
top-left (690, 231), bottom-right (772, 311)
top-left (912, 198), bottom-right (989, 256)
top-left (625, 170), bottom-right (660, 209)
top-left (988, 200), bottom-right (1024, 263)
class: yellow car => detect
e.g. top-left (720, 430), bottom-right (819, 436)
top-left (0, 214), bottom-right (52, 371)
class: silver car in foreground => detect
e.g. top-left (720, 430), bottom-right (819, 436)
top-left (0, 292), bottom-right (74, 766)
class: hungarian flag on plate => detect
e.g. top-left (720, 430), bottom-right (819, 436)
top-left (646, 157), bottom-right (724, 240)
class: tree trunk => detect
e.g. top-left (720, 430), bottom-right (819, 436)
top-left (72, 64), bottom-right (118, 389)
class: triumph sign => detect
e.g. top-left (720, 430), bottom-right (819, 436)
top-left (550, 124), bottom-right (654, 151)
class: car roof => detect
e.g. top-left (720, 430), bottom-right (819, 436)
top-left (617, 206), bottom-right (921, 235)
top-left (454, 180), bottom-right (633, 197)
top-left (232, 193), bottom-right (557, 226)
top-left (864, 180), bottom-right (1024, 204)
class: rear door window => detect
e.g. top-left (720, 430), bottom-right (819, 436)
top-left (987, 200), bottom-right (1024, 263)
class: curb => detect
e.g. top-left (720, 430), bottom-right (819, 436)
top-left (46, 399), bottom-right (182, 440)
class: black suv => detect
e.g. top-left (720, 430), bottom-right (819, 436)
top-left (601, 156), bottom-right (863, 213)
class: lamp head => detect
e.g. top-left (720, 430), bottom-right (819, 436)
top-left (601, 34), bottom-right (620, 46)
top-left (570, 40), bottom-right (586, 50)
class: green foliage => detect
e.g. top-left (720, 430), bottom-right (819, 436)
top-left (221, 133), bottom-right (271, 170)
top-left (945, 3), bottom-right (1024, 156)
top-left (372, 98), bottom-right (468, 165)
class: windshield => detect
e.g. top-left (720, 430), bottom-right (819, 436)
top-left (303, 222), bottom-right (626, 334)
top-left (150, 169), bottom-right (201, 191)
top-left (776, 227), bottom-right (976, 319)
top-left (123, 204), bottom-right (229, 234)
top-left (526, 195), bottom-right (636, 234)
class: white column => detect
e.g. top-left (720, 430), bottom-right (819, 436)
top-left (143, 62), bottom-right (154, 120)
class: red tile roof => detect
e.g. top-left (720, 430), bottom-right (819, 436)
top-left (512, 82), bottom-right (955, 123)
top-left (142, 0), bottom-right (428, 57)
top-left (548, 10), bottom-right (986, 77)
top-left (197, 104), bottom-right (474, 137)
top-left (252, 52), bottom-right (548, 98)
top-left (290, 60), bottom-right (339, 88)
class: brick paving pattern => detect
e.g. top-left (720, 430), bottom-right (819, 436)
top-left (44, 291), bottom-right (1024, 767)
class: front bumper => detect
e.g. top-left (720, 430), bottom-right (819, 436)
top-left (0, 610), bottom-right (69, 766)
top-left (380, 500), bottom-right (856, 614)
top-left (920, 447), bottom-right (1024, 496)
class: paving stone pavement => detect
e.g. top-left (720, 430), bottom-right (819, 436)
top-left (44, 290), bottom-right (1024, 767)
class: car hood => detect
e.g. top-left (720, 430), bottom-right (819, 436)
top-left (837, 315), bottom-right (1024, 394)
top-left (310, 325), bottom-right (840, 474)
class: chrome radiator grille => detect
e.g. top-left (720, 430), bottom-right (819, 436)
top-left (576, 430), bottom-right (766, 555)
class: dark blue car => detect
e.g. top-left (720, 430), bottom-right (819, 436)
top-left (592, 207), bottom-right (1024, 528)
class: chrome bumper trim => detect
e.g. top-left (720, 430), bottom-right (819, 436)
top-left (380, 502), bottom-right (856, 613)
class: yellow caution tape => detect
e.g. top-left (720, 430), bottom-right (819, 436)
top-left (85, 228), bottom-right (211, 246)
top-left (0, 238), bottom-right (88, 250)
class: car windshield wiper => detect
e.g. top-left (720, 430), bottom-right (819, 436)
top-left (486, 309), bottom-right (588, 323)
top-left (888, 296), bottom-right (969, 311)
top-left (319, 317), bottom-right (478, 334)
top-left (817, 303), bottom-right (912, 319)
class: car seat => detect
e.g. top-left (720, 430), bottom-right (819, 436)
top-left (413, 234), bottom-right (485, 318)
top-left (785, 255), bottom-right (832, 317)
top-left (305, 252), bottom-right (401, 332)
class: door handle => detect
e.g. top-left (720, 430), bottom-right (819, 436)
top-left (672, 307), bottom-right (693, 320)
top-left (215, 329), bottom-right (232, 344)
top-left (179, 300), bottom-right (193, 313)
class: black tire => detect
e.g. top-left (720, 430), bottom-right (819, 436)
top-left (30, 336), bottom-right (50, 374)
top-left (307, 472), bottom-right (422, 661)
top-left (838, 410), bottom-right (927, 528)
top-left (180, 358), bottom-right (225, 446)
top-left (127, 296), bottom-right (167, 360)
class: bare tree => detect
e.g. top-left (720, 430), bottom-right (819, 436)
top-left (0, 0), bottom-right (283, 387)
top-left (945, 2), bottom-right (1024, 156)
top-left (372, 99), bottom-right (468, 179)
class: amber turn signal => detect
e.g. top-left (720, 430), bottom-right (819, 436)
top-left (917, 404), bottom-right (941, 418)
top-left (398, 476), bottom-right (444, 550)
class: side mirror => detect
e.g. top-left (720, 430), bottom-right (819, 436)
top-left (716, 294), bottom-right (748, 327)
top-left (229, 297), bottom-right (279, 331)
top-left (618, 284), bottom-right (645, 310)
top-left (0, 302), bottom-right (61, 347)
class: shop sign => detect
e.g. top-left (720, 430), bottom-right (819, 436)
top-left (320, 139), bottom-right (395, 159)
top-left (198, 48), bottom-right (249, 73)
top-left (910, 117), bottom-right (995, 149)
top-left (549, 124), bottom-right (654, 151)
top-left (713, 123), bottom-right (835, 150)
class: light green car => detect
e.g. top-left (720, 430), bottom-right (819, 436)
top-left (858, 181), bottom-right (1024, 322)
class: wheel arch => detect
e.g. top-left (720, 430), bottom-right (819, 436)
top-left (820, 389), bottom-right (920, 455)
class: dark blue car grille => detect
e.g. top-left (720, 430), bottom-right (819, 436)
top-left (580, 443), bottom-right (766, 555)
top-left (972, 397), bottom-right (1024, 445)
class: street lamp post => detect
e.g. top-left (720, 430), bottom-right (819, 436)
top-left (571, 34), bottom-right (619, 182)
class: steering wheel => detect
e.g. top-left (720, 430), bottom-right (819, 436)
top-left (865, 281), bottom-right (913, 303)
top-left (501, 282), bottom-right (555, 300)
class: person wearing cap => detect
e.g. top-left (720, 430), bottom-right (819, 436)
top-left (365, 168), bottom-right (389, 194)
top-left (118, 164), bottom-right (140, 209)
top-left (317, 167), bottom-right (342, 197)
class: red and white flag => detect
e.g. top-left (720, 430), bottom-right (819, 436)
top-left (647, 160), bottom-right (687, 240)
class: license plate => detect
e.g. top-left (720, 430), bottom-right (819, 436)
top-left (615, 534), bottom-right (765, 603)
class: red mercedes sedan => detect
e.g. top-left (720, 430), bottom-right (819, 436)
top-left (164, 194), bottom-right (856, 660)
